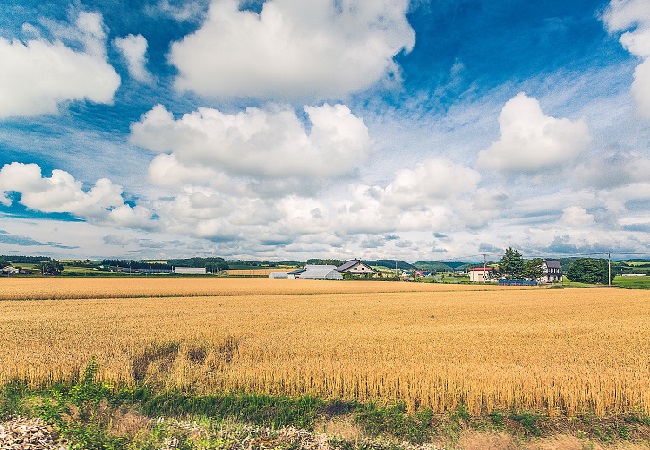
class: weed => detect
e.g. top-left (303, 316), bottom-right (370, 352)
top-left (489, 410), bottom-right (504, 426)
top-left (354, 402), bottom-right (434, 443)
top-left (510, 412), bottom-right (541, 436)
top-left (0, 381), bottom-right (27, 419)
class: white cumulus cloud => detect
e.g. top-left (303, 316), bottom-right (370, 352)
top-left (604, 0), bottom-right (650, 117)
top-left (113, 34), bottom-right (152, 83)
top-left (130, 103), bottom-right (371, 178)
top-left (385, 158), bottom-right (481, 207)
top-left (0, 162), bottom-right (152, 228)
top-left (561, 206), bottom-right (595, 228)
top-left (478, 93), bottom-right (592, 172)
top-left (0, 12), bottom-right (120, 118)
top-left (169, 0), bottom-right (415, 99)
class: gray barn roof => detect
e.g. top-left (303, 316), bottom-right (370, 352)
top-left (337, 260), bottom-right (361, 272)
top-left (298, 265), bottom-right (343, 280)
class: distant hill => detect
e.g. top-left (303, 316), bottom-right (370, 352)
top-left (413, 261), bottom-right (453, 272)
top-left (367, 260), bottom-right (416, 271)
top-left (413, 261), bottom-right (474, 272)
top-left (306, 259), bottom-right (345, 267)
top-left (227, 260), bottom-right (303, 270)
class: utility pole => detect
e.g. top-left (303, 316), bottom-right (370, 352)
top-left (608, 252), bottom-right (611, 287)
top-left (482, 253), bottom-right (487, 282)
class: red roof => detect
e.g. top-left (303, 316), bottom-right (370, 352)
top-left (469, 267), bottom-right (494, 271)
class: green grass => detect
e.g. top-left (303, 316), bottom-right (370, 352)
top-left (624, 261), bottom-right (650, 267)
top-left (558, 275), bottom-right (650, 289)
top-left (613, 275), bottom-right (650, 289)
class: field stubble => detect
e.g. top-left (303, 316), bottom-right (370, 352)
top-left (1, 278), bottom-right (649, 418)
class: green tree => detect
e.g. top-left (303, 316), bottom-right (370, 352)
top-left (523, 258), bottom-right (544, 280)
top-left (495, 247), bottom-right (525, 279)
top-left (566, 258), bottom-right (609, 284)
top-left (39, 261), bottom-right (64, 275)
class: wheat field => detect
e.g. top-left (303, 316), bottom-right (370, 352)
top-left (1, 278), bottom-right (649, 417)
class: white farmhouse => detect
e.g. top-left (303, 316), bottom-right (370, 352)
top-left (336, 259), bottom-right (376, 276)
top-left (540, 260), bottom-right (561, 283)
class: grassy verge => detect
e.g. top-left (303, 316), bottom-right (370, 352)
top-left (613, 276), bottom-right (650, 289)
top-left (2, 361), bottom-right (650, 449)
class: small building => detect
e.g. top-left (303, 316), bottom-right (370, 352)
top-left (541, 260), bottom-right (561, 283)
top-left (288, 268), bottom-right (306, 278)
top-left (269, 272), bottom-right (288, 279)
top-left (1, 266), bottom-right (18, 275)
top-left (174, 267), bottom-right (207, 275)
top-left (297, 265), bottom-right (343, 280)
top-left (336, 259), bottom-right (376, 276)
top-left (469, 267), bottom-right (495, 282)
top-left (269, 271), bottom-right (298, 279)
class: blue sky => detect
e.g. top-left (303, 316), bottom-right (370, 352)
top-left (0, 0), bottom-right (649, 261)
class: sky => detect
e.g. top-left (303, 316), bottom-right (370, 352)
top-left (0, 0), bottom-right (649, 262)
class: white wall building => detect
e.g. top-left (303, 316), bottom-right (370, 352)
top-left (174, 267), bottom-right (207, 274)
top-left (540, 260), bottom-right (561, 283)
top-left (468, 267), bottom-right (496, 282)
top-left (269, 271), bottom-right (296, 279)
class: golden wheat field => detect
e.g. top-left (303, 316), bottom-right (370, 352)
top-left (1, 278), bottom-right (649, 417)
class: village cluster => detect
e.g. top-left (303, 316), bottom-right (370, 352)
top-left (269, 259), bottom-right (563, 283)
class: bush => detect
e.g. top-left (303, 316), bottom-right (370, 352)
top-left (567, 259), bottom-right (609, 284)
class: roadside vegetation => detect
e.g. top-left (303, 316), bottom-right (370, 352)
top-left (2, 360), bottom-right (650, 449)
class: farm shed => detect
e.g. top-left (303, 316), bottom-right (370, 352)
top-left (174, 267), bottom-right (207, 274)
top-left (297, 265), bottom-right (343, 280)
top-left (468, 267), bottom-right (495, 282)
top-left (269, 272), bottom-right (297, 279)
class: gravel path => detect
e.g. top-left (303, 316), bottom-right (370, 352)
top-left (0, 417), bottom-right (67, 450)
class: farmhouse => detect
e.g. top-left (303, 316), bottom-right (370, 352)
top-left (336, 259), bottom-right (376, 276)
top-left (541, 260), bottom-right (561, 283)
top-left (1, 266), bottom-right (18, 275)
top-left (468, 267), bottom-right (496, 282)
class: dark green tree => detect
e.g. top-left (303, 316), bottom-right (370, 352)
top-left (566, 258), bottom-right (609, 284)
top-left (496, 247), bottom-right (525, 279)
top-left (523, 258), bottom-right (545, 280)
top-left (39, 261), bottom-right (64, 275)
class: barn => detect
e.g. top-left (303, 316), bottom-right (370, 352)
top-left (297, 265), bottom-right (343, 280)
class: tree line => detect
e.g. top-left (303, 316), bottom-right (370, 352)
top-left (101, 257), bottom-right (229, 272)
top-left (491, 247), bottom-right (612, 284)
